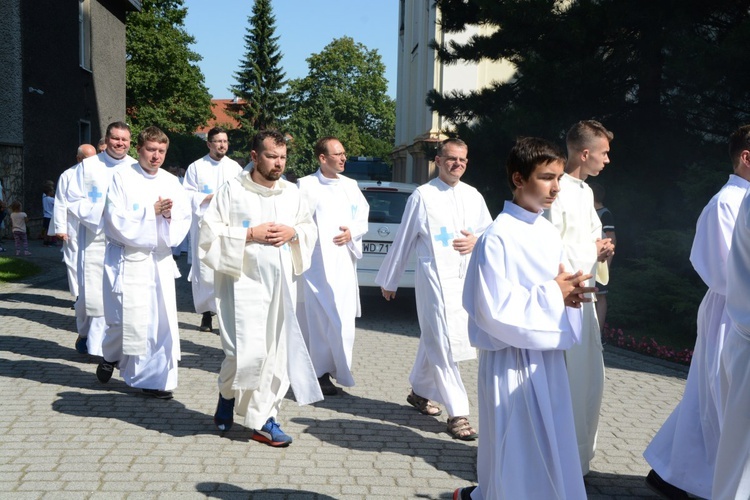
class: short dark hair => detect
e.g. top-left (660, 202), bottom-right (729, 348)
top-left (207, 127), bottom-right (227, 142)
top-left (137, 126), bottom-right (169, 148)
top-left (252, 130), bottom-right (286, 154)
top-left (566, 120), bottom-right (613, 152)
top-left (314, 136), bottom-right (340, 158)
top-left (506, 137), bottom-right (566, 191)
top-left (437, 138), bottom-right (468, 157)
top-left (589, 181), bottom-right (605, 204)
top-left (105, 121), bottom-right (131, 138)
top-left (729, 125), bottom-right (750, 168)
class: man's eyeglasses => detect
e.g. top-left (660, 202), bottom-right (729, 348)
top-left (440, 155), bottom-right (469, 165)
top-left (326, 152), bottom-right (347, 158)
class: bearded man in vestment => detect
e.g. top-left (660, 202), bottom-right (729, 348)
top-left (65, 122), bottom-right (136, 356)
top-left (376, 138), bottom-right (492, 441)
top-left (183, 126), bottom-right (243, 333)
top-left (199, 130), bottom-right (322, 447)
top-left (545, 120), bottom-right (615, 475)
top-left (644, 125), bottom-right (750, 498)
top-left (297, 136), bottom-right (369, 395)
top-left (95, 126), bottom-right (191, 400)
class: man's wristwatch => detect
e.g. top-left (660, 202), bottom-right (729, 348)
top-left (290, 231), bottom-right (299, 243)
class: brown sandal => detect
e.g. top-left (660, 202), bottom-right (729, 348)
top-left (447, 416), bottom-right (478, 441)
top-left (407, 390), bottom-right (443, 416)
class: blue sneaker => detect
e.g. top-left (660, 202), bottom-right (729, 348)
top-left (214, 394), bottom-right (235, 432)
top-left (251, 417), bottom-right (292, 447)
top-left (74, 336), bottom-right (88, 354)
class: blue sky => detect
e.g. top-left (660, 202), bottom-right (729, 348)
top-left (183, 0), bottom-right (399, 99)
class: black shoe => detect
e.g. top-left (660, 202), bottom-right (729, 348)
top-left (318, 373), bottom-right (338, 396)
top-left (199, 312), bottom-right (213, 332)
top-left (453, 486), bottom-right (476, 500)
top-left (142, 389), bottom-right (174, 399)
top-left (96, 360), bottom-right (116, 383)
top-left (645, 470), bottom-right (689, 500)
top-left (214, 394), bottom-right (235, 432)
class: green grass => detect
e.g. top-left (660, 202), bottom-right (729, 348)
top-left (0, 256), bottom-right (42, 282)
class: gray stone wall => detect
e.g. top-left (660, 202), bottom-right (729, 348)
top-left (0, 0), bottom-right (23, 146)
top-left (0, 145), bottom-right (24, 238)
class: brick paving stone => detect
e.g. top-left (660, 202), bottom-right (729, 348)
top-left (0, 244), bottom-right (692, 498)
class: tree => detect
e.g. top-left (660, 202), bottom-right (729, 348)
top-left (427, 0), bottom-right (750, 343)
top-left (126, 0), bottom-right (213, 135)
top-left (285, 37), bottom-right (395, 174)
top-left (231, 0), bottom-right (288, 149)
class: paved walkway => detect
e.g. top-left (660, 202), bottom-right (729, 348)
top-left (0, 242), bottom-right (689, 499)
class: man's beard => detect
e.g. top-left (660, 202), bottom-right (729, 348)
top-left (258, 167), bottom-right (282, 182)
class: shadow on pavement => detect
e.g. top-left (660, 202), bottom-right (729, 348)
top-left (293, 417), bottom-right (477, 482)
top-left (53, 390), bottom-right (219, 437)
top-left (0, 334), bottom-right (89, 362)
top-left (585, 470), bottom-right (661, 498)
top-left (196, 484), bottom-right (337, 499)
top-left (0, 292), bottom-right (74, 310)
top-left (0, 305), bottom-right (76, 333)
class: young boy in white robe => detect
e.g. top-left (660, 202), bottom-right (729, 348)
top-left (96, 126), bottom-right (191, 399)
top-left (457, 137), bottom-right (595, 500)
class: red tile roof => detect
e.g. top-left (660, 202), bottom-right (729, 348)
top-left (195, 98), bottom-right (246, 137)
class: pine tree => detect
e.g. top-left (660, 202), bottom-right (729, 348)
top-left (231, 0), bottom-right (287, 146)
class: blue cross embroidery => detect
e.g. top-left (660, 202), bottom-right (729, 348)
top-left (351, 205), bottom-right (358, 219)
top-left (242, 220), bottom-right (250, 228)
top-left (132, 203), bottom-right (139, 211)
top-left (202, 184), bottom-right (213, 194)
top-left (88, 186), bottom-right (102, 203)
top-left (433, 226), bottom-right (454, 247)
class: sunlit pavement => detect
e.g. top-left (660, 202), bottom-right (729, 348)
top-left (0, 241), bottom-right (685, 498)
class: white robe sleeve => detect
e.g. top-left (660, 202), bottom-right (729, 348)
top-left (374, 191), bottom-right (423, 291)
top-left (463, 231), bottom-right (577, 351)
top-left (290, 193), bottom-right (317, 276)
top-left (183, 162), bottom-right (211, 218)
top-left (690, 196), bottom-right (737, 294)
top-left (346, 185), bottom-right (370, 260)
top-left (198, 183), bottom-right (247, 280)
top-left (65, 160), bottom-right (103, 233)
top-left (105, 171), bottom-right (159, 248)
top-left (52, 170), bottom-right (70, 235)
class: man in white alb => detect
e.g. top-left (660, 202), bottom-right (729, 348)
top-left (644, 124), bottom-right (750, 498)
top-left (65, 122), bottom-right (136, 356)
top-left (53, 144), bottom-right (97, 303)
top-left (183, 126), bottom-right (243, 333)
top-left (95, 126), bottom-right (191, 399)
top-left (200, 130), bottom-right (321, 447)
top-left (376, 138), bottom-right (492, 441)
top-left (297, 136), bottom-right (369, 395)
top-left (545, 120), bottom-right (615, 475)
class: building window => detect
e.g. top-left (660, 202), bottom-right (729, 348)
top-left (79, 0), bottom-right (92, 70)
top-left (79, 120), bottom-right (92, 145)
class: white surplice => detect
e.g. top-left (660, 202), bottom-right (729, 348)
top-left (644, 174), bottom-right (748, 497)
top-left (183, 155), bottom-right (243, 314)
top-left (545, 173), bottom-right (606, 473)
top-left (713, 188), bottom-right (750, 500)
top-left (296, 170), bottom-right (369, 386)
top-left (65, 151), bottom-right (136, 356)
top-left (199, 171), bottom-right (322, 430)
top-left (52, 166), bottom-right (80, 298)
top-left (463, 201), bottom-right (585, 500)
top-left (375, 177), bottom-right (492, 417)
top-left (101, 163), bottom-right (190, 391)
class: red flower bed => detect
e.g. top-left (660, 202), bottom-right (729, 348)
top-left (602, 325), bottom-right (693, 366)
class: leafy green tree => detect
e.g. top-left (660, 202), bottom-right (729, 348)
top-left (126, 0), bottom-right (213, 135)
top-left (285, 37), bottom-right (395, 174)
top-left (231, 0), bottom-right (287, 151)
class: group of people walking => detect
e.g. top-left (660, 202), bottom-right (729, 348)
top-left (45, 117), bottom-right (750, 499)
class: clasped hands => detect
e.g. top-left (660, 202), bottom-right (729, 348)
top-left (555, 264), bottom-right (597, 308)
top-left (154, 197), bottom-right (172, 219)
top-left (248, 222), bottom-right (296, 247)
top-left (596, 237), bottom-right (614, 262)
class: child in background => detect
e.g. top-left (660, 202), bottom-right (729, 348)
top-left (10, 201), bottom-right (31, 256)
top-left (42, 184), bottom-right (56, 247)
